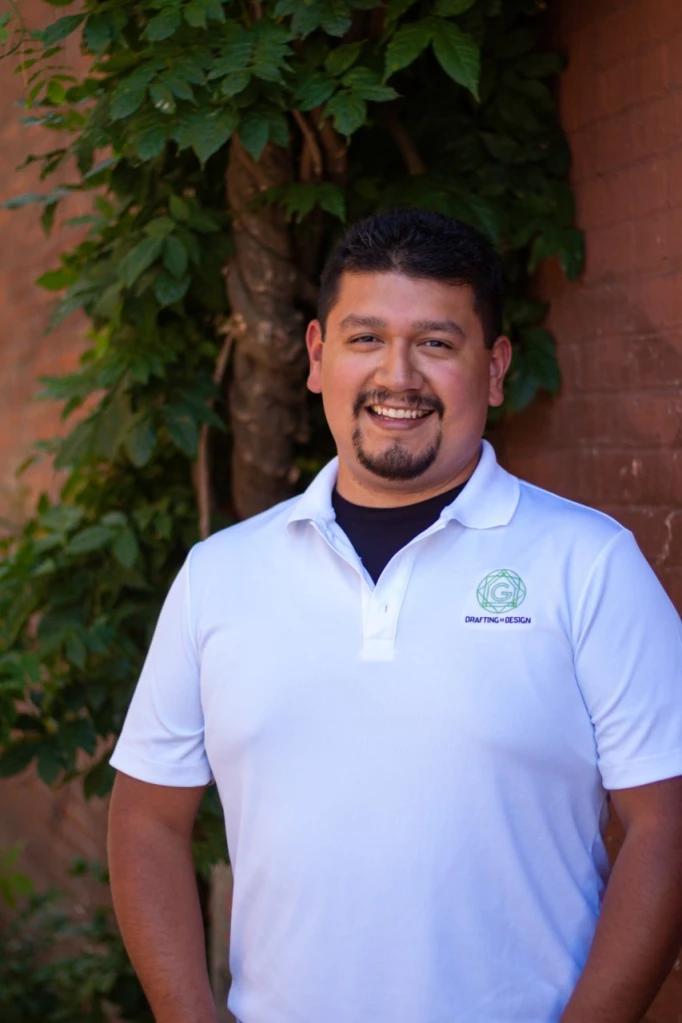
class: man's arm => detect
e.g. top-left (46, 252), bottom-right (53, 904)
top-left (108, 771), bottom-right (219, 1023)
top-left (560, 776), bottom-right (682, 1023)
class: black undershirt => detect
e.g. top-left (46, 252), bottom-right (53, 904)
top-left (331, 479), bottom-right (468, 584)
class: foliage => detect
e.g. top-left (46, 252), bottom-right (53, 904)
top-left (0, 0), bottom-right (581, 862)
top-left (0, 856), bottom-right (153, 1023)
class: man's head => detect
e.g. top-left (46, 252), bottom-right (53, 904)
top-left (306, 208), bottom-right (512, 506)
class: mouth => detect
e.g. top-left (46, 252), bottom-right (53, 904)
top-left (365, 404), bottom-right (436, 425)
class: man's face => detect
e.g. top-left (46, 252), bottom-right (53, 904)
top-left (306, 271), bottom-right (511, 505)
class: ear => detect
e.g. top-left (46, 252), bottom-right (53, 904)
top-left (306, 319), bottom-right (324, 394)
top-left (488, 335), bottom-right (513, 408)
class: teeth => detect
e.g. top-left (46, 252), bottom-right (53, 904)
top-left (369, 406), bottom-right (431, 420)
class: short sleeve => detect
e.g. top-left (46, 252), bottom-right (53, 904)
top-left (573, 528), bottom-right (682, 790)
top-left (110, 548), bottom-right (212, 787)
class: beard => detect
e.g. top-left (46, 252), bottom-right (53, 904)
top-left (351, 389), bottom-right (444, 482)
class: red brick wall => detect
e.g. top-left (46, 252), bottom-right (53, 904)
top-left (0, 0), bottom-right (108, 902)
top-left (0, 1), bottom-right (91, 525)
top-left (500, 0), bottom-right (682, 614)
top-left (500, 2), bottom-right (682, 1019)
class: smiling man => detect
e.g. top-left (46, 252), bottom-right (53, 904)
top-left (108, 209), bottom-right (682, 1023)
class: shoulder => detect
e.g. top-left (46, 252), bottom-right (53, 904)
top-left (188, 495), bottom-right (298, 577)
top-left (515, 478), bottom-right (625, 556)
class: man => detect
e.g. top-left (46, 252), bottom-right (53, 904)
top-left (108, 209), bottom-right (682, 1023)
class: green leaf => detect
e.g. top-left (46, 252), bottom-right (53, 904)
top-left (154, 271), bottom-right (191, 306)
top-left (65, 632), bottom-right (87, 669)
top-left (124, 416), bottom-right (156, 468)
top-left (83, 756), bottom-right (114, 799)
top-left (517, 52), bottom-right (563, 78)
top-left (113, 526), bottom-right (139, 569)
top-left (145, 6), bottom-right (181, 40)
top-left (37, 745), bottom-right (63, 785)
top-left (325, 91), bottom-right (366, 137)
top-left (208, 27), bottom-right (254, 77)
top-left (42, 14), bottom-right (85, 46)
top-left (432, 20), bottom-right (480, 97)
top-left (150, 83), bottom-right (176, 115)
top-left (163, 235), bottom-right (189, 278)
top-left (119, 236), bottom-right (164, 287)
top-left (66, 525), bottom-right (113, 555)
top-left (238, 111), bottom-right (270, 161)
top-left (110, 66), bottom-right (158, 120)
top-left (164, 406), bottom-right (199, 457)
top-left (169, 195), bottom-right (191, 221)
top-left (291, 2), bottom-right (325, 38)
top-left (522, 326), bottom-right (561, 394)
top-left (61, 718), bottom-right (97, 756)
top-left (252, 21), bottom-right (291, 82)
top-left (321, 7), bottom-right (352, 37)
top-left (36, 266), bottom-right (77, 290)
top-left (172, 110), bottom-right (238, 165)
top-left (433, 0), bottom-right (476, 13)
top-left (135, 122), bottom-right (167, 160)
top-left (341, 67), bottom-right (398, 102)
top-left (325, 42), bottom-right (363, 77)
top-left (385, 21), bottom-right (433, 76)
top-left (317, 182), bottom-right (346, 221)
top-left (84, 14), bottom-right (113, 53)
top-left (144, 216), bottom-right (176, 239)
top-left (384, 0), bottom-right (419, 27)
top-left (295, 69), bottom-right (336, 111)
top-left (0, 743), bottom-right (39, 778)
top-left (221, 70), bottom-right (252, 98)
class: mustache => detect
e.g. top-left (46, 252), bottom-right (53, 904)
top-left (353, 390), bottom-right (444, 418)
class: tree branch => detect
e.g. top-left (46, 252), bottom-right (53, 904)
top-left (195, 318), bottom-right (236, 540)
top-left (292, 110), bottom-right (323, 183)
top-left (381, 105), bottom-right (426, 175)
top-left (315, 115), bottom-right (348, 188)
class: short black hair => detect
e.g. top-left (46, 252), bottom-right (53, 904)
top-left (318, 208), bottom-right (503, 348)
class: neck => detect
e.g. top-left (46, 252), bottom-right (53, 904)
top-left (335, 446), bottom-right (481, 508)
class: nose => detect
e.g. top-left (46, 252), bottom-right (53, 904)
top-left (372, 342), bottom-right (423, 392)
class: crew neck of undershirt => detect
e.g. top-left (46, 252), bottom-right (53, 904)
top-left (331, 478), bottom-right (469, 584)
top-left (332, 480), bottom-right (467, 521)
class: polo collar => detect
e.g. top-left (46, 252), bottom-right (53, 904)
top-left (286, 439), bottom-right (520, 531)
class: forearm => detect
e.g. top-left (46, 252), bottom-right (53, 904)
top-left (109, 812), bottom-right (219, 1023)
top-left (560, 822), bottom-right (682, 1023)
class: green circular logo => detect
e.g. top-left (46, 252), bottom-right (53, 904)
top-left (476, 569), bottom-right (526, 613)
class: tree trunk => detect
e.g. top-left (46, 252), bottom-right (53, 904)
top-left (225, 137), bottom-right (309, 520)
top-left (209, 861), bottom-right (236, 1023)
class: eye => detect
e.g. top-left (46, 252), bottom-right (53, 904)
top-left (421, 338), bottom-right (452, 349)
top-left (350, 334), bottom-right (382, 344)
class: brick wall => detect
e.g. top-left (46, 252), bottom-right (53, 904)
top-left (500, 1), bottom-right (682, 1019)
top-left (0, 0), bottom-right (108, 905)
top-left (500, 0), bottom-right (682, 614)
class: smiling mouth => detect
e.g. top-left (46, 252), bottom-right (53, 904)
top-left (366, 405), bottom-right (435, 421)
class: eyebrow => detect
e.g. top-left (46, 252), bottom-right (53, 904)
top-left (338, 314), bottom-right (387, 329)
top-left (338, 314), bottom-right (466, 338)
top-left (411, 318), bottom-right (466, 339)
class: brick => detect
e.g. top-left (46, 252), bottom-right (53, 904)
top-left (632, 93), bottom-right (682, 161)
top-left (583, 221), bottom-right (635, 281)
top-left (631, 272), bottom-right (682, 329)
top-left (667, 149), bottom-right (682, 207)
top-left (596, 5), bottom-right (646, 65)
top-left (594, 110), bottom-right (638, 174)
top-left (632, 212), bottom-right (670, 272)
top-left (668, 31), bottom-right (682, 89)
top-left (597, 49), bottom-right (669, 119)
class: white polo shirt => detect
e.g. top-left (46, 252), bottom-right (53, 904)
top-left (111, 440), bottom-right (682, 1023)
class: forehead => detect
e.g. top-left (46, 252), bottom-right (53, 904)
top-left (328, 272), bottom-right (479, 334)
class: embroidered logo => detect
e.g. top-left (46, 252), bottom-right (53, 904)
top-left (476, 569), bottom-right (526, 614)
